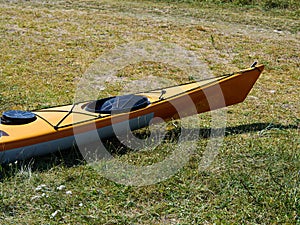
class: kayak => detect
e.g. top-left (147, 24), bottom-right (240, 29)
top-left (0, 64), bottom-right (264, 163)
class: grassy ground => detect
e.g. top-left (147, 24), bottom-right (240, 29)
top-left (0, 0), bottom-right (299, 224)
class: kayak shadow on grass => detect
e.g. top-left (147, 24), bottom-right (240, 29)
top-left (0, 122), bottom-right (298, 181)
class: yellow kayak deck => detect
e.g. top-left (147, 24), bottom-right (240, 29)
top-left (0, 64), bottom-right (264, 162)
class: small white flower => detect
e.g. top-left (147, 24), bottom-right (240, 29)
top-left (35, 184), bottom-right (47, 191)
top-left (268, 90), bottom-right (276, 94)
top-left (79, 203), bottom-right (83, 207)
top-left (56, 185), bottom-right (66, 191)
top-left (31, 195), bottom-right (41, 201)
top-left (66, 190), bottom-right (72, 195)
top-left (41, 193), bottom-right (48, 198)
top-left (248, 95), bottom-right (258, 100)
top-left (50, 210), bottom-right (60, 218)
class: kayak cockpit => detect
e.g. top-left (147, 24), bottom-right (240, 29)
top-left (83, 94), bottom-right (150, 114)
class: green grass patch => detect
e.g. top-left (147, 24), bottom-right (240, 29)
top-left (148, 0), bottom-right (300, 10)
